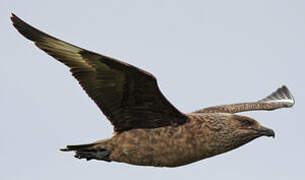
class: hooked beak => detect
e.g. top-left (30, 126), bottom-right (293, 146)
top-left (254, 125), bottom-right (275, 138)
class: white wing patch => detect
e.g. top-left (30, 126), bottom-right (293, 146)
top-left (36, 36), bottom-right (94, 69)
top-left (258, 85), bottom-right (295, 107)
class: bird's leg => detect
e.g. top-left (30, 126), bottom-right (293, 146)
top-left (74, 148), bottom-right (111, 162)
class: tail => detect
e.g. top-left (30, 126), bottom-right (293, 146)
top-left (60, 143), bottom-right (111, 162)
top-left (60, 143), bottom-right (96, 151)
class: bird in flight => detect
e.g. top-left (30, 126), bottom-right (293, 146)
top-left (11, 14), bottom-right (295, 167)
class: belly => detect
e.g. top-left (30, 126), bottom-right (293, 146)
top-left (109, 123), bottom-right (211, 167)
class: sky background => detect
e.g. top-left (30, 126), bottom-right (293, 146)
top-left (1, 0), bottom-right (304, 179)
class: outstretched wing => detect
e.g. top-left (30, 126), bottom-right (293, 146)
top-left (11, 14), bottom-right (187, 133)
top-left (192, 86), bottom-right (295, 114)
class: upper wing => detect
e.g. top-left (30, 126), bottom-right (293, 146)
top-left (192, 86), bottom-right (295, 114)
top-left (11, 14), bottom-right (187, 133)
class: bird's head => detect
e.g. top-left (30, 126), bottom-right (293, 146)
top-left (230, 114), bottom-right (275, 142)
top-left (203, 113), bottom-right (275, 155)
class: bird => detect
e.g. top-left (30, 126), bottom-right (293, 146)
top-left (11, 13), bottom-right (295, 167)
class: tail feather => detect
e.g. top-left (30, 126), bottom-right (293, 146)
top-left (60, 143), bottom-right (96, 151)
top-left (60, 143), bottom-right (111, 162)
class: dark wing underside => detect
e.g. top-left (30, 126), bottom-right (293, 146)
top-left (192, 86), bottom-right (295, 114)
top-left (11, 14), bottom-right (187, 133)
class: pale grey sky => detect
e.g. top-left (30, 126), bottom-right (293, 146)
top-left (1, 0), bottom-right (304, 179)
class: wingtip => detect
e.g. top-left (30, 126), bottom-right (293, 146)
top-left (10, 13), bottom-right (15, 24)
top-left (10, 13), bottom-right (18, 24)
top-left (259, 85), bottom-right (295, 107)
top-left (10, 13), bottom-right (24, 30)
top-left (10, 13), bottom-right (49, 43)
top-left (277, 85), bottom-right (295, 106)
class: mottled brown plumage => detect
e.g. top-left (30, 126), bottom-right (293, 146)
top-left (11, 14), bottom-right (295, 167)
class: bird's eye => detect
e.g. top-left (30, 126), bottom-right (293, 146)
top-left (241, 119), bottom-right (252, 126)
top-left (235, 117), bottom-right (254, 127)
top-left (233, 115), bottom-right (255, 127)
